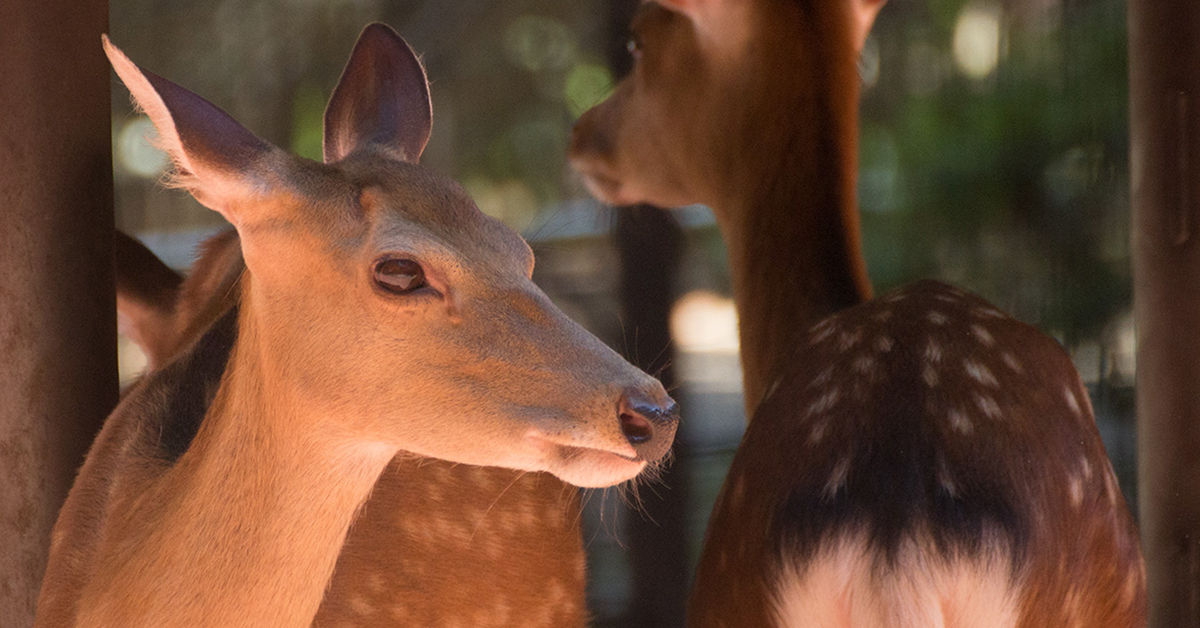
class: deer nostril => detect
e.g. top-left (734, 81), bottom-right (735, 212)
top-left (620, 411), bottom-right (655, 444)
top-left (617, 389), bottom-right (680, 461)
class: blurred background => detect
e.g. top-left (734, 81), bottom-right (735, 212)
top-left (107, 0), bottom-right (1133, 624)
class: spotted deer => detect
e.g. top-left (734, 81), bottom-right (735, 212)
top-left (570, 0), bottom-right (1145, 626)
top-left (36, 24), bottom-right (679, 628)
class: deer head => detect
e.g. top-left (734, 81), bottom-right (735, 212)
top-left (103, 24), bottom-right (677, 488)
top-left (569, 0), bottom-right (886, 211)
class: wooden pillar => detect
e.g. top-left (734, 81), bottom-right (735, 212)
top-left (614, 205), bottom-right (690, 628)
top-left (0, 0), bottom-right (116, 624)
top-left (602, 0), bottom-right (691, 624)
top-left (1129, 0), bottom-right (1200, 624)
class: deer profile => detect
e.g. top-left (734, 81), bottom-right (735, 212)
top-left (570, 0), bottom-right (1145, 626)
top-left (37, 23), bottom-right (678, 628)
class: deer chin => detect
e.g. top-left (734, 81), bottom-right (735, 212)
top-left (530, 435), bottom-right (648, 488)
top-left (571, 159), bottom-right (639, 208)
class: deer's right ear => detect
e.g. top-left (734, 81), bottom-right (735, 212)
top-left (103, 36), bottom-right (280, 228)
top-left (322, 23), bottom-right (432, 164)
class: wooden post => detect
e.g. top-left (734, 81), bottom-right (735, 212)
top-left (1129, 0), bottom-right (1200, 624)
top-left (614, 205), bottom-right (690, 628)
top-left (0, 0), bottom-right (116, 624)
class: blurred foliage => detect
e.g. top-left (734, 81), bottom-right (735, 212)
top-left (859, 0), bottom-right (1130, 347)
top-left (111, 0), bottom-right (1133, 352)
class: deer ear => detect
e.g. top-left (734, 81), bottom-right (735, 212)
top-left (103, 35), bottom-right (279, 227)
top-left (854, 0), bottom-right (887, 52)
top-left (323, 23), bottom-right (432, 164)
top-left (113, 230), bottom-right (183, 370)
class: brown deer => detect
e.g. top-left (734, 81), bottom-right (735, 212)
top-left (36, 24), bottom-right (678, 628)
top-left (108, 230), bottom-right (592, 626)
top-left (570, 0), bottom-right (1145, 626)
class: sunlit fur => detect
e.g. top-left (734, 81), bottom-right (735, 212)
top-left (36, 28), bottom-right (673, 628)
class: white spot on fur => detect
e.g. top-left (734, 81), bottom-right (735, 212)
top-left (807, 388), bottom-right (841, 417)
top-left (809, 366), bottom-right (834, 389)
top-left (763, 377), bottom-right (783, 403)
top-left (852, 355), bottom-right (876, 377)
top-left (1068, 475), bottom-right (1084, 507)
top-left (948, 408), bottom-right (973, 434)
top-left (927, 310), bottom-right (949, 325)
top-left (923, 364), bottom-right (940, 388)
top-left (964, 359), bottom-right (998, 388)
top-left (1081, 456), bottom-right (1094, 481)
top-left (875, 335), bottom-right (894, 353)
top-left (873, 308), bottom-right (894, 322)
top-left (934, 293), bottom-right (957, 303)
top-left (349, 594), bottom-right (375, 616)
top-left (492, 599), bottom-right (512, 625)
top-left (974, 305), bottom-right (1006, 319)
top-left (937, 457), bottom-right (959, 497)
top-left (883, 291), bottom-right (908, 303)
top-left (1063, 386), bottom-right (1082, 416)
top-left (809, 420), bottom-right (829, 444)
top-left (810, 318), bottom-right (837, 344)
top-left (976, 395), bottom-right (1002, 419)
top-left (366, 573), bottom-right (384, 594)
top-left (770, 534), bottom-right (1020, 628)
top-left (925, 339), bottom-right (943, 364)
top-left (425, 480), bottom-right (444, 503)
top-left (471, 466), bottom-right (494, 488)
top-left (824, 459), bottom-right (851, 499)
top-left (838, 328), bottom-right (864, 351)
top-left (970, 324), bottom-right (995, 346)
top-left (1000, 351), bottom-right (1023, 373)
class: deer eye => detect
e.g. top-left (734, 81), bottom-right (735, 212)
top-left (373, 258), bottom-right (427, 295)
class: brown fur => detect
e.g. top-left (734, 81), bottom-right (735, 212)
top-left (37, 26), bottom-right (675, 627)
top-left (570, 1), bottom-right (1145, 625)
top-left (109, 229), bottom-right (589, 627)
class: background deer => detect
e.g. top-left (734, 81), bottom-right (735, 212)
top-left (36, 24), bottom-right (677, 628)
top-left (570, 0), bottom-right (1145, 625)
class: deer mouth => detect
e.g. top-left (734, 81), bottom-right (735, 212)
top-left (532, 435), bottom-right (648, 487)
top-left (570, 157), bottom-right (633, 207)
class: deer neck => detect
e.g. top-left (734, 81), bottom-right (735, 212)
top-left (710, 28), bottom-right (872, 416)
top-left (83, 296), bottom-right (395, 628)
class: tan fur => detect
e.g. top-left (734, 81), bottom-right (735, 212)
top-left (37, 26), bottom-right (675, 628)
top-left (110, 229), bottom-right (590, 627)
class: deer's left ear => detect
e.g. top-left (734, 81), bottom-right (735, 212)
top-left (853, 0), bottom-right (887, 52)
top-left (323, 23), bottom-right (432, 164)
top-left (103, 35), bottom-right (283, 228)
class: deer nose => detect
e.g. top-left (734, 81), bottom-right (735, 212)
top-left (618, 389), bottom-right (680, 464)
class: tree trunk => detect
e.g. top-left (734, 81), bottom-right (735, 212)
top-left (0, 1), bottom-right (116, 624)
top-left (1129, 0), bottom-right (1200, 625)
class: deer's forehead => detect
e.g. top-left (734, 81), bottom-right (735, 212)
top-left (353, 174), bottom-right (530, 268)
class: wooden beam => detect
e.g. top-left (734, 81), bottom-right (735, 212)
top-left (0, 0), bottom-right (116, 623)
top-left (1130, 0), bottom-right (1200, 624)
